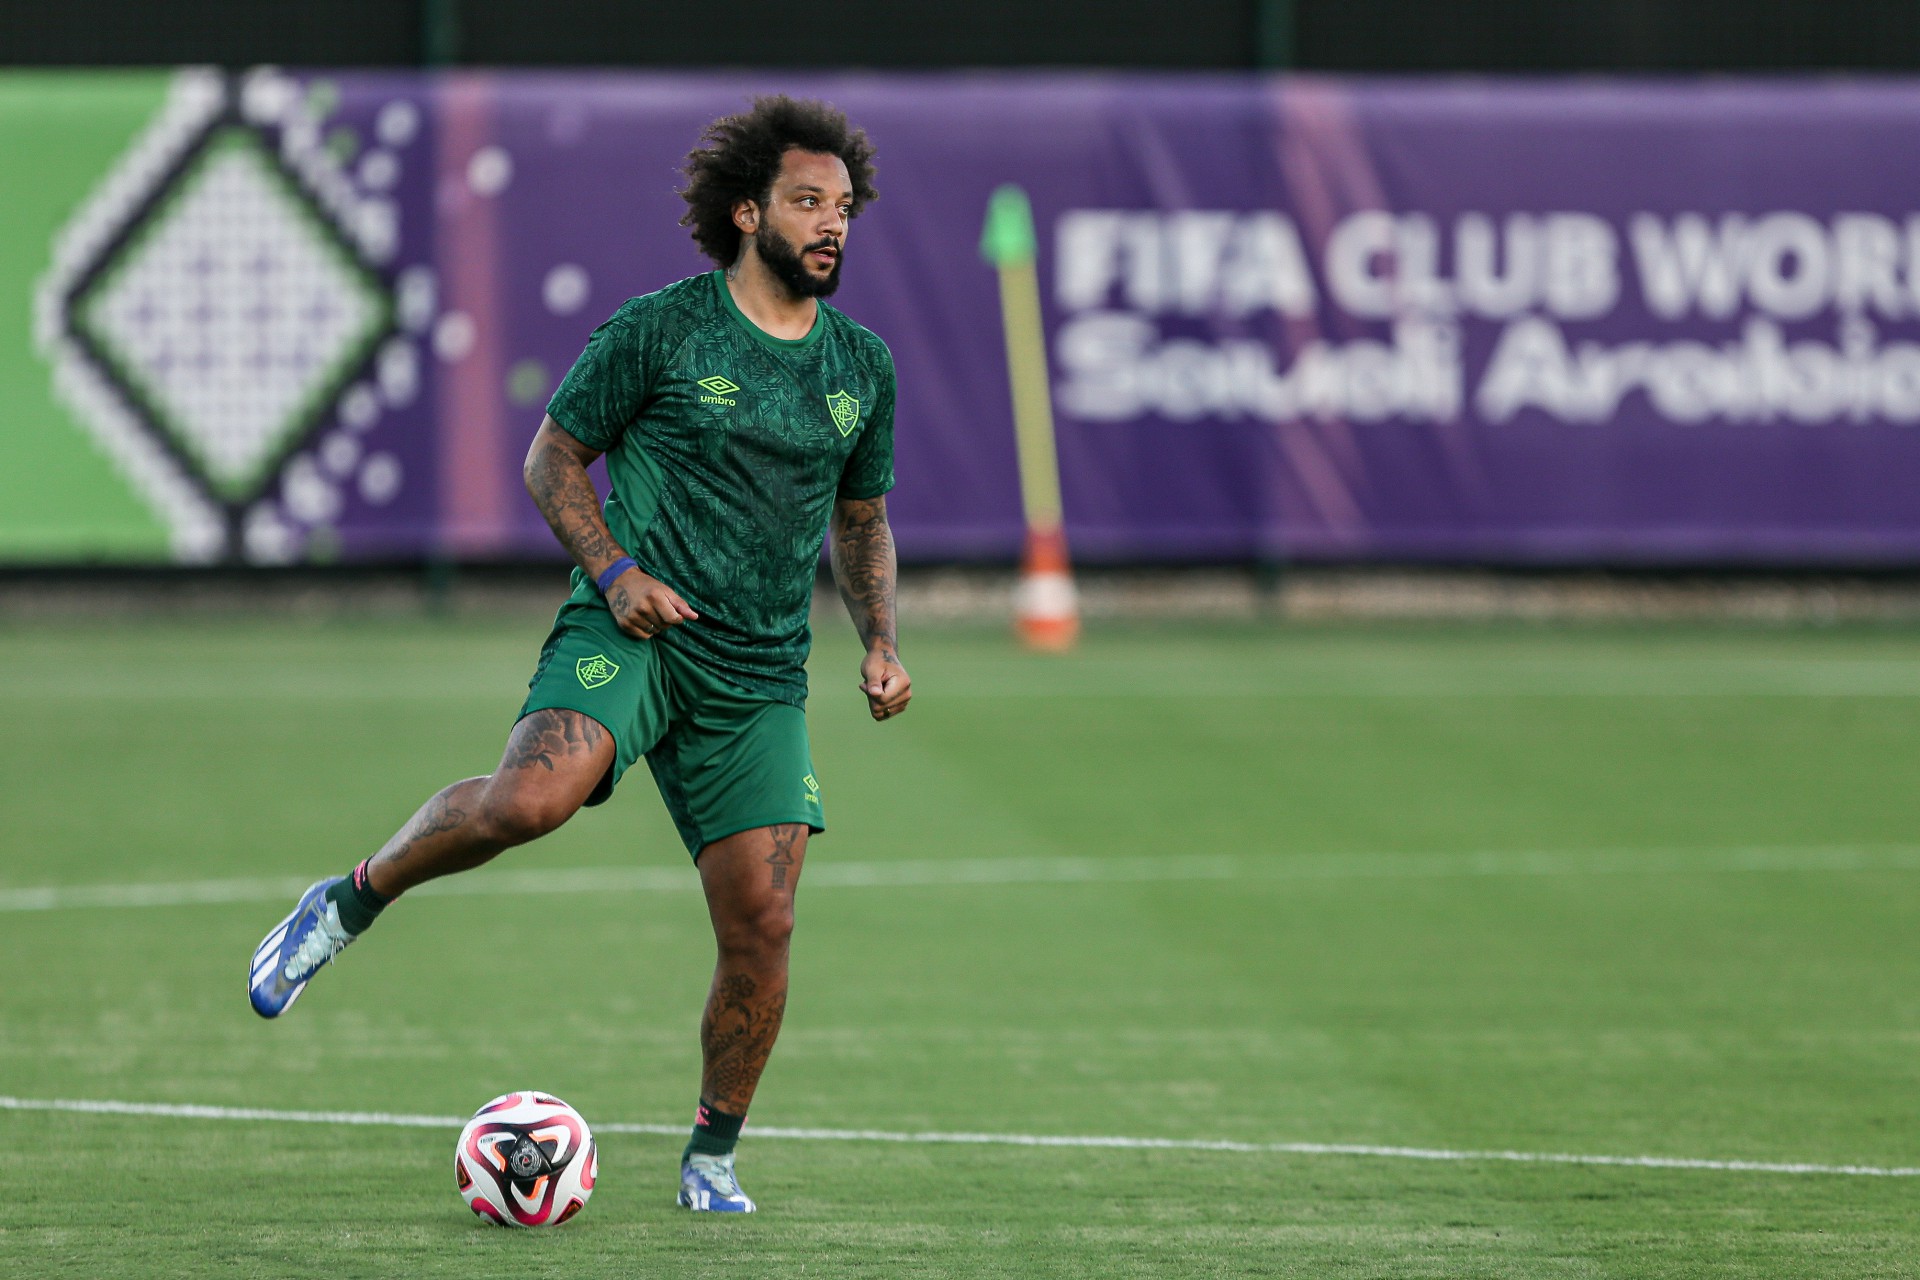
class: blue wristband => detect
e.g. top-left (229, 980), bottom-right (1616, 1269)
top-left (594, 557), bottom-right (637, 595)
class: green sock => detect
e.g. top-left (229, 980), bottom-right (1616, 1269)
top-left (323, 859), bottom-right (389, 936)
top-left (683, 1099), bottom-right (745, 1161)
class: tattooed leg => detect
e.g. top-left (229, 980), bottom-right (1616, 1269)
top-left (364, 708), bottom-right (615, 898)
top-left (363, 777), bottom-right (489, 896)
top-left (694, 824), bottom-right (809, 1113)
top-left (762, 823), bottom-right (801, 890)
top-left (699, 972), bottom-right (790, 1114)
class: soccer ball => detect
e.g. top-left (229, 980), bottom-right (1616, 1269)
top-left (455, 1090), bottom-right (597, 1227)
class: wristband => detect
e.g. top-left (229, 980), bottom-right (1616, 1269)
top-left (594, 557), bottom-right (637, 595)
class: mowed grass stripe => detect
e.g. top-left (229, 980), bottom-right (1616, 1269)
top-left (14, 624), bottom-right (1920, 699)
top-left (16, 671), bottom-right (1920, 697)
top-left (7, 844), bottom-right (1920, 911)
top-left (6, 1095), bottom-right (1916, 1178)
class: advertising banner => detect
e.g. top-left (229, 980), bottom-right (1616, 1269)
top-left (9, 70), bottom-right (1920, 564)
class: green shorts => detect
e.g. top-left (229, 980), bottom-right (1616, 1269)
top-left (518, 600), bottom-right (823, 858)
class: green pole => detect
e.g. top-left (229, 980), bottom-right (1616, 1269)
top-left (1254, 0), bottom-right (1296, 70)
top-left (423, 0), bottom-right (460, 67)
top-left (983, 184), bottom-right (1079, 650)
top-left (980, 184), bottom-right (1064, 533)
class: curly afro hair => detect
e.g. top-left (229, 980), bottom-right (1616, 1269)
top-left (679, 96), bottom-right (878, 267)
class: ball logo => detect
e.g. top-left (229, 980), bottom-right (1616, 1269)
top-left (507, 1137), bottom-right (550, 1179)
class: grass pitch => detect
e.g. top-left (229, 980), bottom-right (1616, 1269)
top-left (2, 613), bottom-right (1919, 1277)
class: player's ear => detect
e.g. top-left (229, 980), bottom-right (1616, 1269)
top-left (732, 198), bottom-right (759, 234)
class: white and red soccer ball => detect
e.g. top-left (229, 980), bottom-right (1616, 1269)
top-left (455, 1091), bottom-right (596, 1227)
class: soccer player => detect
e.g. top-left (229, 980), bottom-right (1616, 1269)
top-left (247, 97), bottom-right (909, 1214)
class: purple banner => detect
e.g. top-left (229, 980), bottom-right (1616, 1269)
top-left (51, 70), bottom-right (1920, 563)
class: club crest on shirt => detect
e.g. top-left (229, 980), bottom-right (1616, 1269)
top-left (825, 390), bottom-right (861, 436)
top-left (576, 654), bottom-right (620, 689)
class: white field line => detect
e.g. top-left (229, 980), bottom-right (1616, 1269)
top-left (4, 844), bottom-right (1920, 914)
top-left (2, 1095), bottom-right (1913, 1178)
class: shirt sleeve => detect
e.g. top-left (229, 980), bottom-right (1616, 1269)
top-left (837, 359), bottom-right (896, 500)
top-left (545, 302), bottom-right (654, 451)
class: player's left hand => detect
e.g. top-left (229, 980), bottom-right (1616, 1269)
top-left (859, 647), bottom-right (911, 721)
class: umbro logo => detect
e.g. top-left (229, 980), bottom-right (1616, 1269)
top-left (697, 375), bottom-right (739, 406)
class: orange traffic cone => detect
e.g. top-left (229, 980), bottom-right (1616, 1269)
top-left (1015, 524), bottom-right (1079, 652)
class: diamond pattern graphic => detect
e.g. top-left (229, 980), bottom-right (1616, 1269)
top-left (698, 375), bottom-right (741, 395)
top-left (75, 127), bottom-right (389, 501)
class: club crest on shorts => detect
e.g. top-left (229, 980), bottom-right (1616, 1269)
top-left (576, 654), bottom-right (619, 689)
top-left (825, 390), bottom-right (861, 436)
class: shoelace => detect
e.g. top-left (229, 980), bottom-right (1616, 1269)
top-left (283, 909), bottom-right (350, 982)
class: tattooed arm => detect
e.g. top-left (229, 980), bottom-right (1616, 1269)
top-left (830, 494), bottom-right (912, 721)
top-left (523, 416), bottom-right (696, 640)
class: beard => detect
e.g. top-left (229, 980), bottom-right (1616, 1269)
top-left (755, 224), bottom-right (844, 299)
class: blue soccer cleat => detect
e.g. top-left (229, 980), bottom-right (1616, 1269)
top-left (249, 878), bottom-right (354, 1018)
top-left (679, 1153), bottom-right (757, 1213)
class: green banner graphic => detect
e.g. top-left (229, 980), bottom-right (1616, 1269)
top-left (0, 73), bottom-right (177, 561)
top-left (5, 68), bottom-right (418, 566)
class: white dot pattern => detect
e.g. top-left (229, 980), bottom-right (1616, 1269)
top-left (82, 134), bottom-right (384, 496)
top-left (543, 263), bottom-right (590, 315)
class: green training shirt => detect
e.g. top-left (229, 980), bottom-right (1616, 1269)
top-left (545, 270), bottom-right (897, 705)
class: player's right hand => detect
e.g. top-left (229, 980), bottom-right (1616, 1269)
top-left (605, 568), bottom-right (698, 640)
